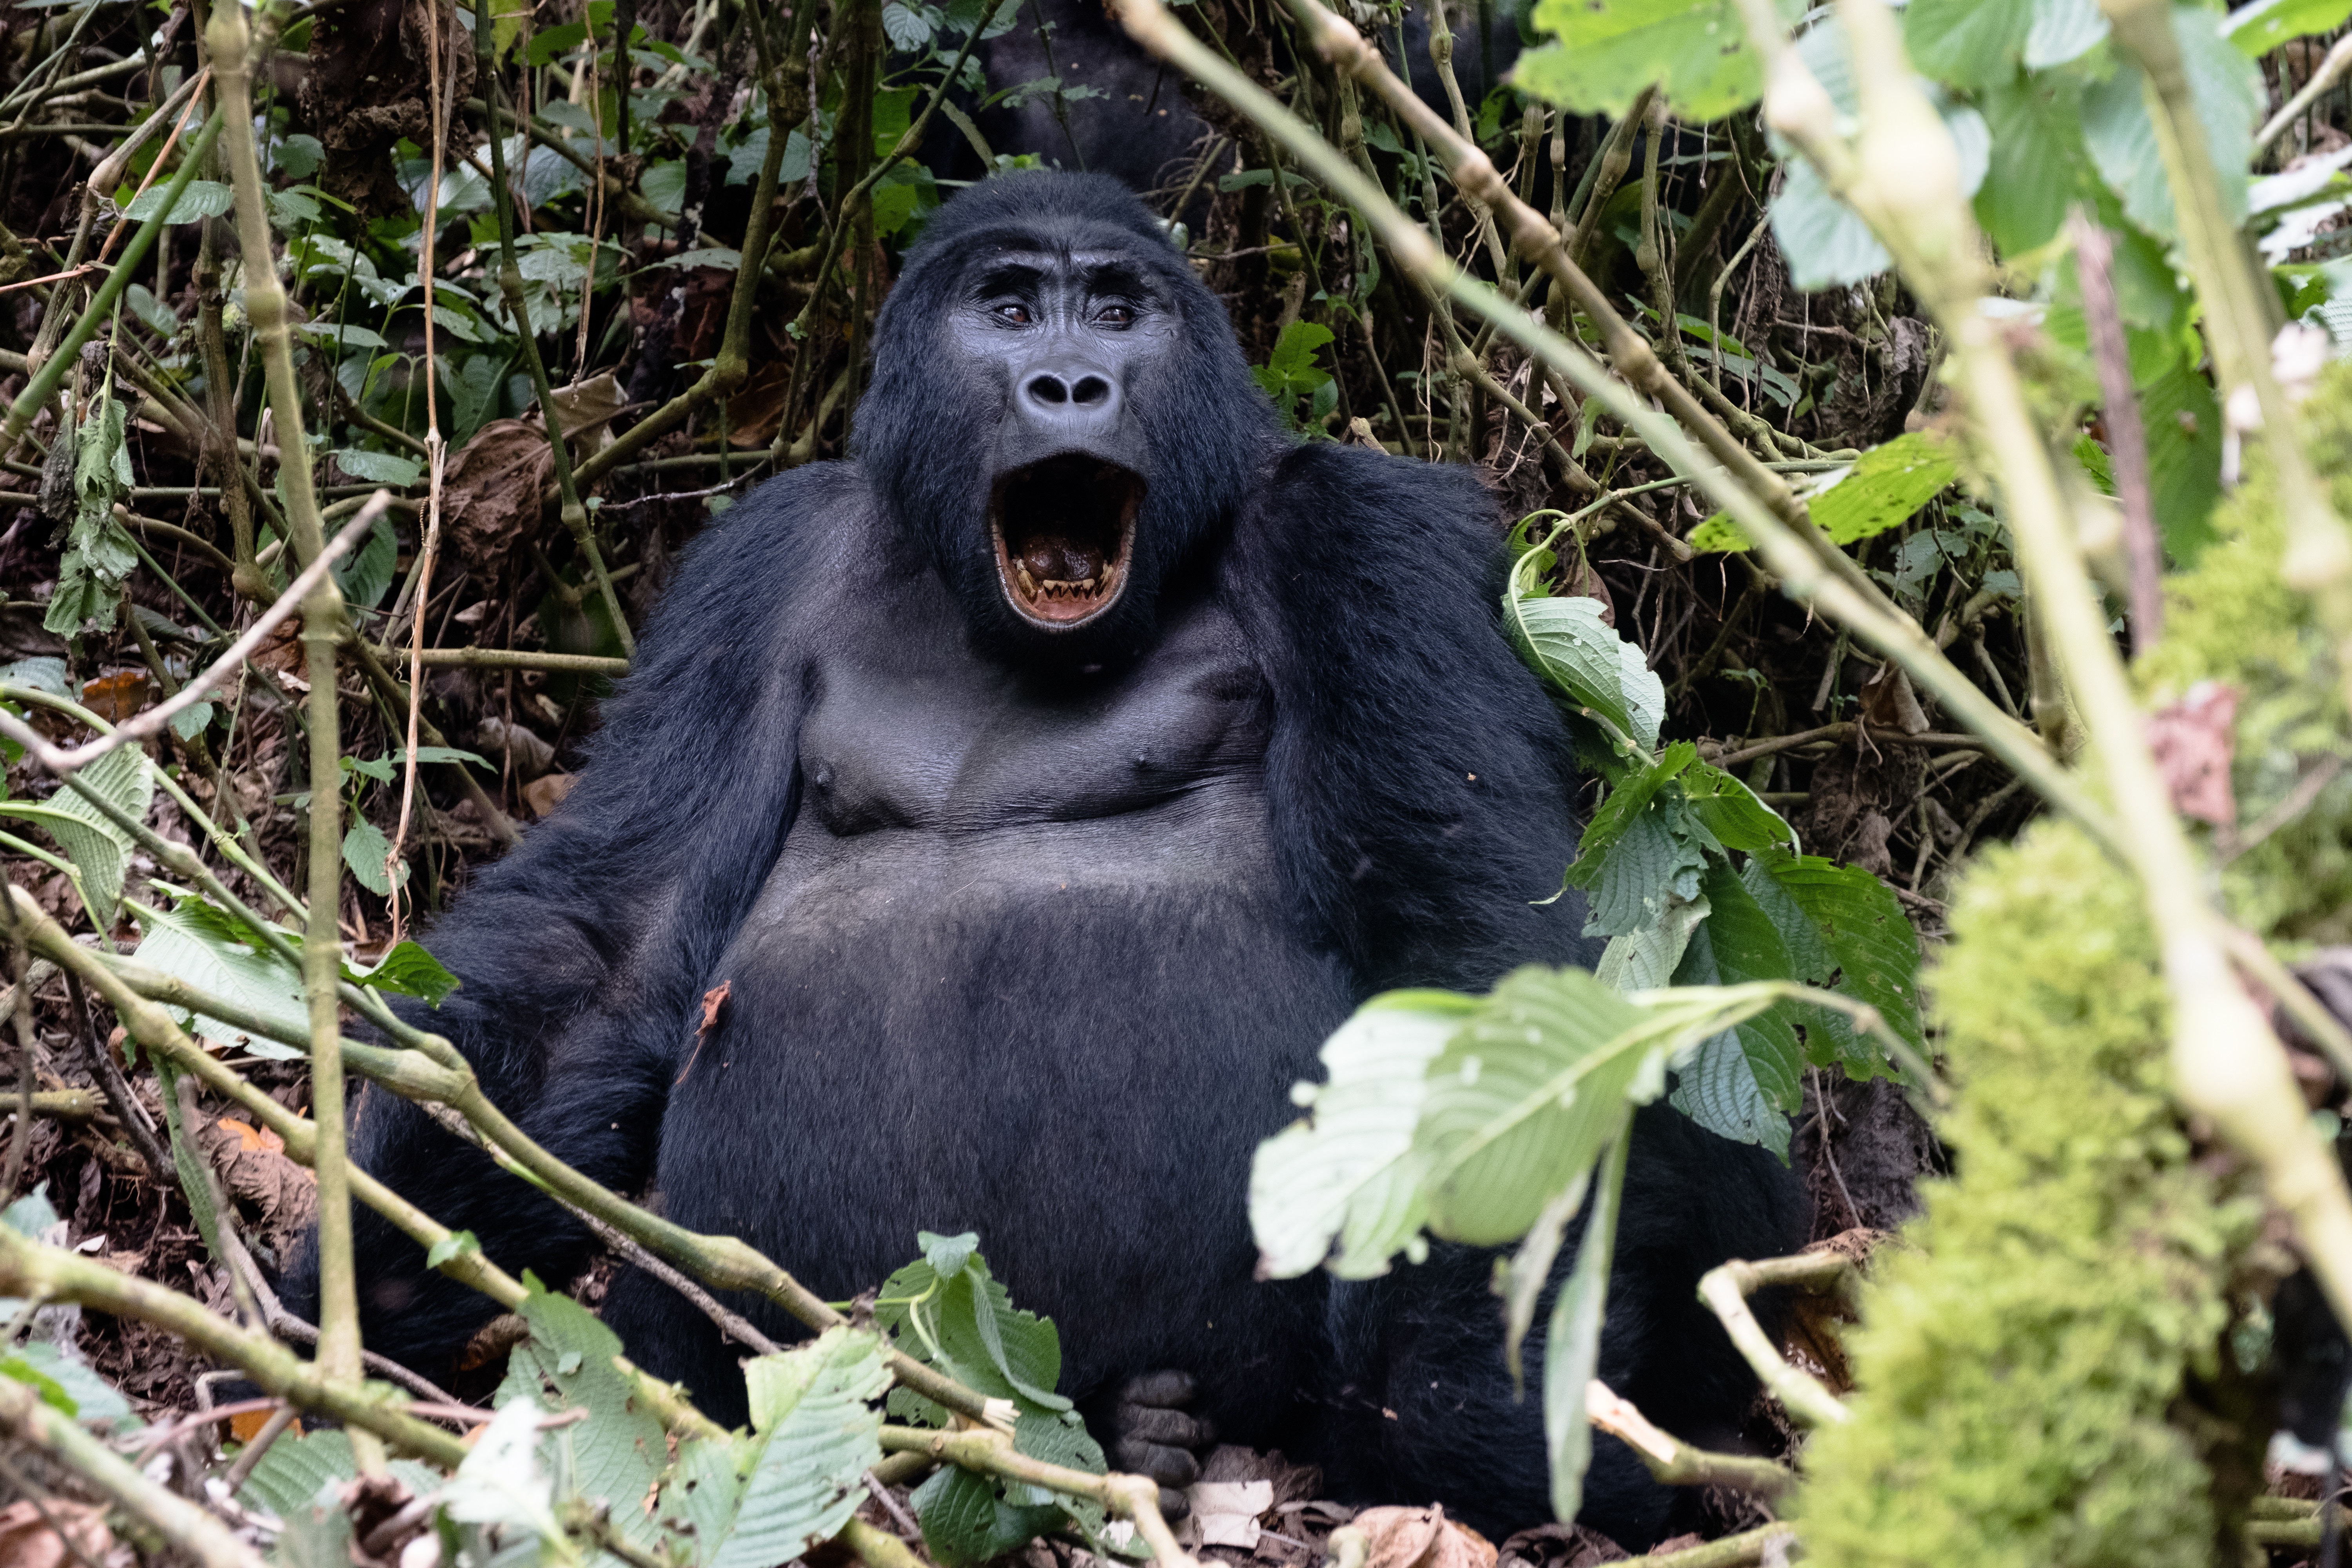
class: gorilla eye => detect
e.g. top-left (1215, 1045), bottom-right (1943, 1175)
top-left (1097, 304), bottom-right (1136, 327)
top-left (994, 303), bottom-right (1034, 325)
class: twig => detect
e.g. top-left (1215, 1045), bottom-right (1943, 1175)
top-left (211, 1), bottom-right (377, 1473)
top-left (1584, 1381), bottom-right (1795, 1494)
top-left (1707, 723), bottom-right (1987, 769)
top-left (0, 505), bottom-right (382, 776)
top-left (220, 1404), bottom-right (299, 1494)
top-left (1695, 1254), bottom-right (1851, 1428)
top-left (2068, 212), bottom-right (2162, 649)
top-left (2259, 33), bottom-right (2352, 154)
top-left (0, 1377), bottom-right (266, 1568)
top-left (880, 1426), bottom-right (1201, 1568)
top-left (362, 644), bottom-right (632, 675)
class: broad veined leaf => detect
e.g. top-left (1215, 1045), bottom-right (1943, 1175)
top-left (1768, 157), bottom-right (1889, 294)
top-left (2140, 357), bottom-right (2224, 564)
top-left (1679, 761), bottom-right (1796, 851)
top-left (0, 747), bottom-right (156, 927)
top-left (2225, 0), bottom-right (2352, 56)
top-left (2082, 7), bottom-right (2261, 237)
top-left (1743, 848), bottom-right (1924, 1075)
top-left (1594, 895), bottom-right (1710, 994)
top-left (874, 1243), bottom-right (1071, 1414)
top-left (915, 1463), bottom-right (1066, 1568)
top-left (0, 1342), bottom-right (132, 1430)
top-left (1544, 1134), bottom-right (1628, 1526)
top-left (1516, 0), bottom-right (1800, 121)
top-left (1249, 991), bottom-right (1475, 1278)
top-left (502, 1289), bottom-right (671, 1550)
top-left (123, 178), bottom-right (235, 223)
top-left (129, 899), bottom-right (309, 1059)
top-left (1976, 74), bottom-right (2094, 256)
top-left (1905, 0), bottom-right (2033, 88)
top-left (2025, 0), bottom-right (2109, 66)
top-left (1667, 865), bottom-right (1804, 1156)
top-left (331, 448), bottom-right (423, 487)
top-left (1505, 590), bottom-right (1664, 751)
top-left (235, 1430), bottom-right (444, 1517)
top-left (1691, 434), bottom-right (1960, 552)
top-left (682, 1327), bottom-right (891, 1568)
top-left (1415, 968), bottom-right (1650, 1245)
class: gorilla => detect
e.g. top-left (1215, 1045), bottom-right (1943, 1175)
top-left (312, 172), bottom-right (1802, 1548)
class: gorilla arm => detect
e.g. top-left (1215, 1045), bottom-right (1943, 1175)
top-left (1222, 442), bottom-right (1596, 993)
top-left (311, 468), bottom-right (848, 1376)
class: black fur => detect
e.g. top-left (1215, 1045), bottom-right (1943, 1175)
top-left (301, 171), bottom-right (1802, 1549)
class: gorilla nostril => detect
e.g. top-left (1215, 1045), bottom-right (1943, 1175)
top-left (1027, 375), bottom-right (1069, 405)
top-left (1072, 375), bottom-right (1111, 406)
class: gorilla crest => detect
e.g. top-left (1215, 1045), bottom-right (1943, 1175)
top-left (302, 171), bottom-right (1803, 1549)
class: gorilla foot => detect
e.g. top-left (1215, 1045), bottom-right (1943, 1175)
top-left (1109, 1370), bottom-right (1216, 1517)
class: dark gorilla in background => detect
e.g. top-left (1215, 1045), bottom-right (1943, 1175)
top-left (303, 172), bottom-right (1802, 1548)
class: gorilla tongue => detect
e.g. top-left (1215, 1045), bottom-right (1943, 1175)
top-left (993, 455), bottom-right (1141, 624)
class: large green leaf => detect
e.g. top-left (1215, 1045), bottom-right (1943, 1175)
top-left (130, 899), bottom-right (310, 1059)
top-left (1, 747), bottom-right (156, 927)
top-left (1691, 434), bottom-right (1960, 553)
top-left (2026, 0), bottom-right (2109, 66)
top-left (1976, 74), bottom-right (2093, 256)
top-left (1768, 158), bottom-right (1890, 293)
top-left (505, 1288), bottom-right (672, 1550)
top-left (2140, 359), bottom-right (2223, 563)
top-left (1543, 1134), bottom-right (1628, 1526)
top-left (1416, 968), bottom-right (1649, 1245)
top-left (235, 1430), bottom-right (444, 1517)
top-left (1505, 591), bottom-right (1664, 752)
top-left (1517, 0), bottom-right (1792, 121)
top-left (1666, 866), bottom-right (1803, 1156)
top-left (698, 1327), bottom-right (891, 1568)
top-left (1743, 848), bottom-right (1924, 1073)
top-left (2225, 0), bottom-right (2352, 55)
top-left (2082, 6), bottom-right (2261, 237)
top-left (1905, 0), bottom-right (2033, 88)
top-left (1249, 991), bottom-right (1474, 1278)
top-left (0, 1342), bottom-right (132, 1431)
top-left (915, 1463), bottom-right (1065, 1568)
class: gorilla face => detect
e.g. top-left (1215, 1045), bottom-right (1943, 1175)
top-left (960, 249), bottom-right (1161, 634)
top-left (857, 172), bottom-right (1281, 666)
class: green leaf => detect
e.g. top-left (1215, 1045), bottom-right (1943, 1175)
top-left (2082, 7), bottom-right (2261, 238)
top-left (123, 178), bottom-right (235, 223)
top-left (4, 746), bottom-right (156, 928)
top-left (2027, 0), bottom-right (2109, 65)
top-left (235, 1430), bottom-right (443, 1517)
top-left (883, 1), bottom-right (934, 49)
top-left (350, 940), bottom-right (461, 1004)
top-left (1812, 434), bottom-right (1962, 546)
top-left (1, 1343), bottom-right (132, 1430)
top-left (1976, 74), bottom-right (2092, 256)
top-left (686, 1327), bottom-right (891, 1568)
top-left (1905, 0), bottom-right (2033, 88)
top-left (1769, 157), bottom-right (1889, 292)
top-left (1504, 592), bottom-right (1664, 751)
top-left (504, 1288), bottom-right (672, 1550)
top-left (1416, 968), bottom-right (1648, 1245)
top-left (1518, 0), bottom-right (1788, 121)
top-left (0, 658), bottom-right (71, 699)
top-left (914, 1463), bottom-right (1064, 1568)
top-left (1249, 991), bottom-right (1475, 1279)
top-left (273, 133), bottom-right (325, 177)
top-left (45, 397), bottom-right (136, 635)
top-left (1543, 1133), bottom-right (1627, 1524)
top-left (2140, 359), bottom-right (2222, 563)
top-left (1666, 866), bottom-right (1802, 1155)
top-left (1593, 894), bottom-right (1711, 993)
top-left (330, 514), bottom-right (399, 612)
top-left (341, 817), bottom-right (410, 898)
top-left (1679, 761), bottom-right (1795, 851)
top-left (130, 898), bottom-right (309, 1058)
top-left (332, 448), bottom-right (423, 487)
top-left (1743, 848), bottom-right (1924, 1075)
top-left (425, 1229), bottom-right (479, 1269)
top-left (2225, 0), bottom-right (2352, 55)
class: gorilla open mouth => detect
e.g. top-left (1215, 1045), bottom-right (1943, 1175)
top-left (990, 455), bottom-right (1145, 629)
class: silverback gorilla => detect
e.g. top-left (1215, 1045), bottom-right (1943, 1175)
top-left (308, 172), bottom-right (1804, 1548)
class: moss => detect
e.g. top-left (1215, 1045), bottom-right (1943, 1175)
top-left (1794, 822), bottom-right (2262, 1568)
top-left (2138, 364), bottom-right (2352, 942)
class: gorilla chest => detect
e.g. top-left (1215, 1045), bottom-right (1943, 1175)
top-left (790, 597), bottom-right (1273, 858)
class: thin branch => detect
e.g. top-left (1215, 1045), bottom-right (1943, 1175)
top-left (1695, 1255), bottom-right (1851, 1428)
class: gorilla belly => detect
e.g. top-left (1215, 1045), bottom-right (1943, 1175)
top-left (651, 603), bottom-right (1350, 1420)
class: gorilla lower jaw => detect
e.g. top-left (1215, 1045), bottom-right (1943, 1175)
top-left (990, 455), bottom-right (1145, 629)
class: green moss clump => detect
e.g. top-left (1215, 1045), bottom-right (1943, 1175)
top-left (1794, 822), bottom-right (2261, 1568)
top-left (2137, 364), bottom-right (2352, 941)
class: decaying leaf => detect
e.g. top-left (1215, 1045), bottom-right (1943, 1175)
top-left (196, 1112), bottom-right (316, 1251)
top-left (1347, 1506), bottom-right (1498, 1568)
top-left (445, 419), bottom-right (557, 581)
top-left (0, 1499), bottom-right (111, 1568)
top-left (2147, 681), bottom-right (2240, 827)
top-left (522, 772), bottom-right (577, 819)
top-left (1186, 1479), bottom-right (1274, 1549)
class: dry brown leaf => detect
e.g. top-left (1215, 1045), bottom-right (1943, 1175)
top-left (1561, 554), bottom-right (1616, 628)
top-left (1349, 1506), bottom-right (1497, 1568)
top-left (547, 369), bottom-right (627, 459)
top-left (675, 982), bottom-right (730, 1088)
top-left (78, 669), bottom-right (150, 722)
top-left (0, 1498), bottom-right (112, 1568)
top-left (2147, 681), bottom-right (2240, 828)
top-left (197, 1109), bottom-right (316, 1251)
top-left (1858, 664), bottom-right (1930, 736)
top-left (445, 419), bottom-right (555, 581)
top-left (522, 772), bottom-right (578, 819)
top-left (1187, 1480), bottom-right (1274, 1549)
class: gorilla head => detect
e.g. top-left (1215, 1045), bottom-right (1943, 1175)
top-left (856, 172), bottom-right (1278, 661)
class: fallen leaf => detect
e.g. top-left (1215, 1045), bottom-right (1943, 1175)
top-left (1859, 664), bottom-right (1930, 736)
top-left (1349, 1506), bottom-right (1497, 1568)
top-left (444, 419), bottom-right (555, 581)
top-left (546, 369), bottom-right (627, 459)
top-left (197, 1107), bottom-right (316, 1251)
top-left (521, 772), bottom-right (577, 819)
top-left (229, 1404), bottom-right (299, 1442)
top-left (0, 1499), bottom-right (112, 1568)
top-left (79, 669), bottom-right (150, 722)
top-left (1187, 1479), bottom-right (1273, 1549)
top-left (2147, 681), bottom-right (2240, 827)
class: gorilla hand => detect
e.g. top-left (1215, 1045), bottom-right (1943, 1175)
top-left (1109, 1370), bottom-right (1216, 1518)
